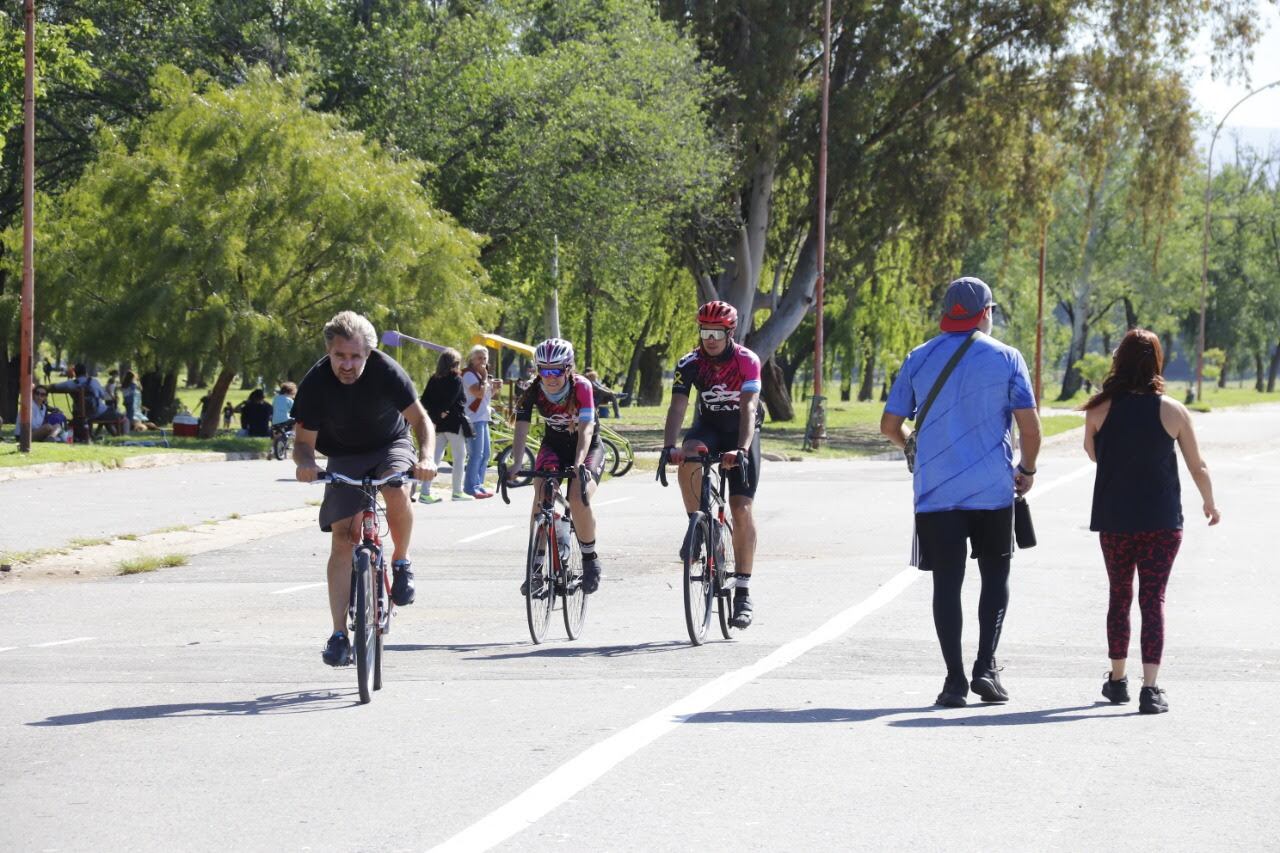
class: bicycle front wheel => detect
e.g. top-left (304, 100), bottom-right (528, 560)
top-left (683, 512), bottom-right (713, 645)
top-left (353, 549), bottom-right (377, 703)
top-left (271, 434), bottom-right (288, 460)
top-left (715, 519), bottom-right (738, 640)
top-left (612, 436), bottom-right (634, 477)
top-left (562, 532), bottom-right (587, 639)
top-left (525, 517), bottom-right (555, 644)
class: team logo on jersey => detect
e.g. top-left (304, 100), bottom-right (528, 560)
top-left (543, 412), bottom-right (576, 430)
top-left (700, 384), bottom-right (741, 410)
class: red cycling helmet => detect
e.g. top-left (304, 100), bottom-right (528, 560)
top-left (697, 300), bottom-right (738, 330)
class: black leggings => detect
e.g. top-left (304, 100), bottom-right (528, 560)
top-left (932, 557), bottom-right (1010, 679)
top-left (916, 507), bottom-right (1013, 679)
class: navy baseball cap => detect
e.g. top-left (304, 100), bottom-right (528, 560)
top-left (939, 276), bottom-right (995, 332)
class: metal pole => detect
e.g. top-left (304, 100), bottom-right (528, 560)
top-left (19, 0), bottom-right (36, 453)
top-left (1198, 78), bottom-right (1280, 403)
top-left (1035, 221), bottom-right (1046, 408)
top-left (808, 0), bottom-right (831, 449)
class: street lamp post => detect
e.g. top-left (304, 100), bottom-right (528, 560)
top-left (1197, 78), bottom-right (1280, 402)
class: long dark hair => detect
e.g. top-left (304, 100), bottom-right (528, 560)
top-left (1082, 329), bottom-right (1165, 411)
top-left (434, 348), bottom-right (461, 378)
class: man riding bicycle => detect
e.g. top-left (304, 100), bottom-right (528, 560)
top-left (291, 311), bottom-right (438, 666)
top-left (662, 301), bottom-right (763, 629)
top-left (506, 338), bottom-right (606, 594)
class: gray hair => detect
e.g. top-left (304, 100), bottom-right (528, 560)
top-left (323, 311), bottom-right (377, 351)
top-left (467, 344), bottom-right (489, 365)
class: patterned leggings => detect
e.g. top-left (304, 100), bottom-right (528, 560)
top-left (1099, 530), bottom-right (1182, 665)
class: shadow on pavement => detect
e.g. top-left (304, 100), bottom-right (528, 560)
top-left (384, 642), bottom-right (513, 653)
top-left (890, 703), bottom-right (1125, 727)
top-left (27, 690), bottom-right (349, 726)
top-left (684, 706), bottom-right (938, 724)
top-left (469, 640), bottom-right (689, 660)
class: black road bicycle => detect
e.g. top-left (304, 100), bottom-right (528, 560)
top-left (499, 461), bottom-right (592, 644)
top-left (658, 447), bottom-right (749, 645)
top-left (316, 470), bottom-right (416, 703)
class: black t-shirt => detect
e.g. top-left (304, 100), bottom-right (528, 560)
top-left (292, 349), bottom-right (418, 456)
top-left (240, 401), bottom-right (274, 437)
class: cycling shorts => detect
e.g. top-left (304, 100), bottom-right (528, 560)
top-left (682, 422), bottom-right (761, 499)
top-left (535, 435), bottom-right (606, 483)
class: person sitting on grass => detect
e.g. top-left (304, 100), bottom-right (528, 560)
top-left (235, 389), bottom-right (274, 438)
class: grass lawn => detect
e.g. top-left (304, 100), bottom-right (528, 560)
top-left (0, 434), bottom-right (268, 469)
top-left (1043, 381), bottom-right (1280, 412)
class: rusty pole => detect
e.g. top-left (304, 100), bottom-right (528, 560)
top-left (808, 0), bottom-right (831, 448)
top-left (19, 0), bottom-right (37, 452)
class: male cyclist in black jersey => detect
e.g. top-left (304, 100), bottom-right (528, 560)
top-left (662, 301), bottom-right (763, 628)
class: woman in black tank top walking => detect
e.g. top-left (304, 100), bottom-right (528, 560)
top-left (1082, 330), bottom-right (1221, 714)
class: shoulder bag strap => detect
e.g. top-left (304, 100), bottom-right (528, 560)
top-left (914, 330), bottom-right (980, 433)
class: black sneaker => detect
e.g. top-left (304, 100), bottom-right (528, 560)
top-left (581, 554), bottom-right (601, 594)
top-left (970, 659), bottom-right (1009, 703)
top-left (936, 675), bottom-right (969, 708)
top-left (730, 590), bottom-right (753, 629)
top-left (321, 632), bottom-right (351, 667)
top-left (390, 559), bottom-right (414, 606)
top-left (1139, 685), bottom-right (1169, 714)
top-left (1101, 673), bottom-right (1130, 704)
top-left (520, 574), bottom-right (548, 598)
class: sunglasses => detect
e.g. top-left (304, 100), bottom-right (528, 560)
top-left (538, 367), bottom-right (568, 378)
top-left (33, 392), bottom-right (47, 397)
top-left (699, 328), bottom-right (728, 341)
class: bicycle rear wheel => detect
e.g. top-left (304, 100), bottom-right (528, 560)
top-left (715, 519), bottom-right (738, 639)
top-left (683, 513), bottom-right (713, 645)
top-left (601, 437), bottom-right (621, 478)
top-left (525, 517), bottom-right (555, 644)
top-left (497, 444), bottom-right (536, 487)
top-left (562, 532), bottom-right (587, 639)
top-left (271, 433), bottom-right (288, 460)
top-left (353, 550), bottom-right (377, 703)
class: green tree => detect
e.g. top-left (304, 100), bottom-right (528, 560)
top-left (10, 66), bottom-right (490, 435)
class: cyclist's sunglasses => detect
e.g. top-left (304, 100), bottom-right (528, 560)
top-left (538, 366), bottom-right (568, 378)
top-left (699, 328), bottom-right (728, 341)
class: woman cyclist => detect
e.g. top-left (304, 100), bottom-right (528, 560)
top-left (506, 338), bottom-right (606, 594)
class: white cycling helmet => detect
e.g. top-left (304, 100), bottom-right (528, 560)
top-left (534, 337), bottom-right (575, 367)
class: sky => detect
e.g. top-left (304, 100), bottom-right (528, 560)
top-left (1189, 2), bottom-right (1280, 159)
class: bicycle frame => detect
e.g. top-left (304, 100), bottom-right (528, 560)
top-left (658, 447), bottom-right (750, 589)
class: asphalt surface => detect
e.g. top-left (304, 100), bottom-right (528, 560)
top-left (2, 406), bottom-right (1278, 851)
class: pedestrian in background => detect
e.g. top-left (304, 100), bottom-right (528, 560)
top-left (420, 348), bottom-right (473, 503)
top-left (1083, 329), bottom-right (1220, 714)
top-left (461, 344), bottom-right (500, 498)
top-left (880, 276), bottom-right (1040, 708)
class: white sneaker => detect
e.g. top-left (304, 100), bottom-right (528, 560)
top-left (452, 492), bottom-right (475, 501)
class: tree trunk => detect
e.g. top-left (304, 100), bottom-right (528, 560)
top-left (141, 369), bottom-right (180, 425)
top-left (1122, 296), bottom-right (1138, 329)
top-left (857, 344), bottom-right (876, 401)
top-left (622, 316), bottom-right (653, 402)
top-left (760, 357), bottom-right (794, 422)
top-left (199, 366), bottom-right (238, 438)
top-left (1256, 351), bottom-right (1266, 392)
top-left (584, 292), bottom-right (595, 370)
top-left (1218, 351), bottom-right (1229, 389)
top-left (186, 359), bottom-right (205, 388)
top-left (637, 343), bottom-right (666, 406)
top-left (1268, 341), bottom-right (1280, 392)
top-left (1059, 315), bottom-right (1090, 400)
top-left (1059, 161), bottom-right (1111, 400)
top-left (839, 346), bottom-right (852, 402)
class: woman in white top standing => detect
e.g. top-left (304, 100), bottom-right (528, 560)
top-left (462, 344), bottom-right (501, 498)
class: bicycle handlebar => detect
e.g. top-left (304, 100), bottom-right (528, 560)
top-left (656, 447), bottom-right (749, 490)
top-left (497, 461), bottom-right (590, 506)
top-left (312, 470), bottom-right (422, 488)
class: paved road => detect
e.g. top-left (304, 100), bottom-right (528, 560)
top-left (2, 407), bottom-right (1278, 851)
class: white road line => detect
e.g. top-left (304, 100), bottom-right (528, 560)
top-left (1240, 447), bottom-right (1280, 462)
top-left (30, 637), bottom-right (95, 648)
top-left (1031, 463), bottom-right (1094, 498)
top-left (458, 525), bottom-right (514, 544)
top-left (0, 646), bottom-right (16, 653)
top-left (270, 582), bottom-right (326, 595)
top-left (429, 464), bottom-right (1088, 853)
top-left (592, 497), bottom-right (633, 508)
top-left (428, 568), bottom-right (919, 853)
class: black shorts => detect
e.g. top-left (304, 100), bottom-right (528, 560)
top-left (535, 436), bottom-right (607, 483)
top-left (682, 422), bottom-right (761, 499)
top-left (914, 505), bottom-right (1014, 572)
top-left (318, 433), bottom-right (417, 532)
